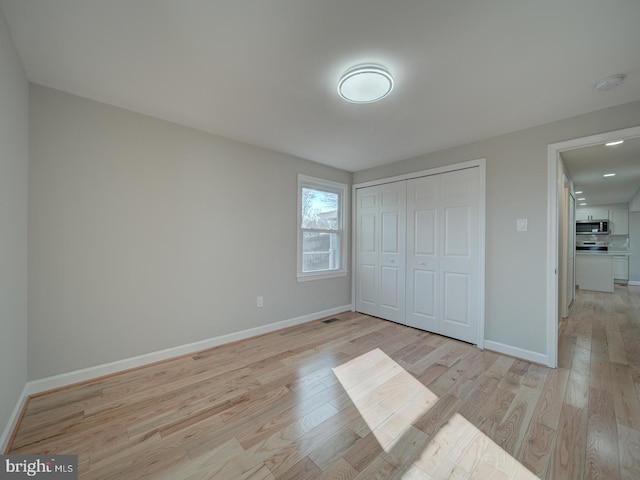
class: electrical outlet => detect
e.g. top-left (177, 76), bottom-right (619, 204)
top-left (256, 296), bottom-right (263, 308)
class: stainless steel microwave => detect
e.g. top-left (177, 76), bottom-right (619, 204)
top-left (576, 219), bottom-right (609, 235)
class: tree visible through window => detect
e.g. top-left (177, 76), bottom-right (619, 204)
top-left (298, 175), bottom-right (347, 280)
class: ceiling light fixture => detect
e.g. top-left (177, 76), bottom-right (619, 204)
top-left (594, 74), bottom-right (625, 91)
top-left (603, 173), bottom-right (616, 177)
top-left (338, 64), bottom-right (394, 104)
top-left (605, 140), bottom-right (624, 146)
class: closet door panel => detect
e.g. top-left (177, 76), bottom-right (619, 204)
top-left (380, 266), bottom-right (400, 309)
top-left (381, 212), bottom-right (400, 253)
top-left (355, 187), bottom-right (379, 317)
top-left (356, 166), bottom-right (481, 345)
top-left (439, 168), bottom-right (479, 343)
top-left (359, 214), bottom-right (376, 252)
top-left (412, 269), bottom-right (436, 319)
top-left (355, 182), bottom-right (405, 323)
top-left (406, 176), bottom-right (439, 330)
top-left (378, 181), bottom-right (406, 323)
top-left (358, 264), bottom-right (378, 313)
top-left (414, 209), bottom-right (437, 255)
top-left (443, 272), bottom-right (470, 325)
top-left (443, 206), bottom-right (471, 257)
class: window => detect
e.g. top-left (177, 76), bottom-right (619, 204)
top-left (297, 175), bottom-right (348, 281)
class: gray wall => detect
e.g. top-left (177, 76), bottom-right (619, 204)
top-left (354, 101), bottom-right (640, 356)
top-left (29, 85), bottom-right (352, 380)
top-left (17, 71), bottom-right (640, 383)
top-left (630, 212), bottom-right (640, 283)
top-left (0, 11), bottom-right (28, 442)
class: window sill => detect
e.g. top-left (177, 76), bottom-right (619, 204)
top-left (297, 270), bottom-right (348, 282)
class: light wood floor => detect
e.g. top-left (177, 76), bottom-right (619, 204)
top-left (7, 286), bottom-right (640, 479)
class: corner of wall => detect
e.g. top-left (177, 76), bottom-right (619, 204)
top-left (0, 5), bottom-right (29, 454)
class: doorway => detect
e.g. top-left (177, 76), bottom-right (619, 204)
top-left (546, 125), bottom-right (640, 368)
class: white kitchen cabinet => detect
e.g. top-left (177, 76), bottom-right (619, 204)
top-left (590, 208), bottom-right (609, 220)
top-left (575, 209), bottom-right (589, 221)
top-left (575, 254), bottom-right (614, 293)
top-left (613, 256), bottom-right (629, 281)
top-left (609, 208), bottom-right (629, 235)
top-left (576, 208), bottom-right (609, 221)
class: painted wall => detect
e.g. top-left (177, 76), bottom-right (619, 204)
top-left (630, 189), bottom-right (640, 212)
top-left (354, 101), bottom-right (640, 357)
top-left (29, 85), bottom-right (352, 380)
top-left (21, 82), bottom-right (640, 378)
top-left (630, 212), bottom-right (640, 283)
top-left (0, 10), bottom-right (28, 444)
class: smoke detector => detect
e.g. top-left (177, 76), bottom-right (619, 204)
top-left (594, 74), bottom-right (625, 91)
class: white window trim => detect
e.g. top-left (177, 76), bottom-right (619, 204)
top-left (297, 174), bottom-right (348, 281)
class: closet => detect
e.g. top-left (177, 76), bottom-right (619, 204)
top-left (354, 164), bottom-right (483, 345)
top-left (355, 180), bottom-right (406, 324)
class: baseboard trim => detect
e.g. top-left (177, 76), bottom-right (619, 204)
top-left (484, 340), bottom-right (549, 366)
top-left (628, 280), bottom-right (640, 286)
top-left (1, 384), bottom-right (29, 454)
top-left (26, 305), bottom-right (351, 396)
top-left (1, 305), bottom-right (349, 451)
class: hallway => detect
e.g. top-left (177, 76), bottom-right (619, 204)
top-left (556, 285), bottom-right (640, 479)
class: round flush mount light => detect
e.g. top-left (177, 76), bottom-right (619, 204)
top-left (338, 64), bottom-right (394, 103)
top-left (594, 74), bottom-right (625, 91)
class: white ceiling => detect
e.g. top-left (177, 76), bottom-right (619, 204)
top-left (1, 0), bottom-right (639, 172)
top-left (561, 135), bottom-right (640, 206)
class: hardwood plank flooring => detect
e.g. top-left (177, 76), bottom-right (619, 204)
top-left (6, 286), bottom-right (640, 479)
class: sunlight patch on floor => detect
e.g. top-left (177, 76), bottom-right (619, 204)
top-left (333, 348), bottom-right (437, 451)
top-left (333, 348), bottom-right (539, 479)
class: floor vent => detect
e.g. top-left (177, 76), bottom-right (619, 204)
top-left (322, 317), bottom-right (340, 324)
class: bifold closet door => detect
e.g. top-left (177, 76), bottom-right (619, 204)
top-left (355, 182), bottom-right (406, 324)
top-left (406, 167), bottom-right (480, 344)
top-left (405, 174), bottom-right (439, 332)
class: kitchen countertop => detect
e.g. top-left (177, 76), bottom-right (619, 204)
top-left (576, 251), bottom-right (630, 256)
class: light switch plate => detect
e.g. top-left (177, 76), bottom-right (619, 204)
top-left (517, 218), bottom-right (528, 232)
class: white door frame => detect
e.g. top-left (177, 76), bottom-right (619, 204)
top-left (352, 158), bottom-right (486, 349)
top-left (546, 125), bottom-right (640, 368)
top-left (559, 174), bottom-right (569, 319)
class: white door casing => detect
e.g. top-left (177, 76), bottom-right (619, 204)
top-left (567, 191), bottom-right (575, 311)
top-left (547, 125), bottom-right (640, 368)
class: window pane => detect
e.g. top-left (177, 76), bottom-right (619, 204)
top-left (301, 187), bottom-right (339, 230)
top-left (302, 232), bottom-right (340, 272)
top-left (297, 175), bottom-right (347, 280)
